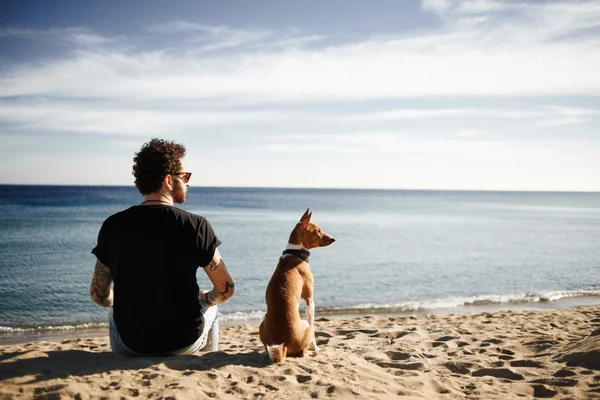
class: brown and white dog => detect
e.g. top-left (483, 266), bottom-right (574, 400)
top-left (259, 209), bottom-right (335, 362)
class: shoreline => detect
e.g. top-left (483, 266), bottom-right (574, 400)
top-left (2, 295), bottom-right (599, 346)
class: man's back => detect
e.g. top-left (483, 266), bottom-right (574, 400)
top-left (93, 204), bottom-right (221, 353)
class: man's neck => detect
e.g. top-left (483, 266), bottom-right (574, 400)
top-left (142, 193), bottom-right (173, 206)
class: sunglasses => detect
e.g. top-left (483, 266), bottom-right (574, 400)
top-left (171, 171), bottom-right (192, 183)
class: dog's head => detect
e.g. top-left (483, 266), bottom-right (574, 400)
top-left (290, 208), bottom-right (335, 250)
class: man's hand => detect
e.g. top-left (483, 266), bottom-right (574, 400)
top-left (199, 289), bottom-right (217, 306)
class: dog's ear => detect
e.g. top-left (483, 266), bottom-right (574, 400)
top-left (300, 208), bottom-right (312, 226)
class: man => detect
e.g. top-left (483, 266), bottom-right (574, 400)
top-left (90, 138), bottom-right (235, 356)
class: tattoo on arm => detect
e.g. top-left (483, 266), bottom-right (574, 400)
top-left (90, 262), bottom-right (113, 307)
top-left (208, 258), bottom-right (220, 271)
top-left (217, 280), bottom-right (235, 300)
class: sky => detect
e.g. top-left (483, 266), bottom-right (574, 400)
top-left (0, 0), bottom-right (599, 191)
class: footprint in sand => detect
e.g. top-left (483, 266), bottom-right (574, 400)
top-left (33, 384), bottom-right (68, 396)
top-left (553, 369), bottom-right (576, 377)
top-left (141, 372), bottom-right (160, 380)
top-left (472, 368), bottom-right (524, 381)
top-left (337, 329), bottom-right (379, 335)
top-left (261, 383), bottom-right (279, 392)
top-left (523, 339), bottom-right (560, 352)
top-left (372, 331), bottom-right (412, 340)
top-left (442, 361), bottom-right (474, 375)
top-left (530, 378), bottom-right (579, 387)
top-left (532, 384), bottom-right (558, 398)
top-left (580, 370), bottom-right (595, 376)
top-left (298, 365), bottom-right (317, 374)
top-left (482, 338), bottom-right (503, 345)
top-left (297, 375), bottom-right (312, 384)
top-left (435, 335), bottom-right (459, 342)
top-left (122, 388), bottom-right (140, 397)
top-left (376, 361), bottom-right (425, 371)
top-left (385, 351), bottom-right (411, 361)
top-left (315, 333), bottom-right (330, 346)
top-left (510, 360), bottom-right (545, 368)
top-left (497, 354), bottom-right (514, 360)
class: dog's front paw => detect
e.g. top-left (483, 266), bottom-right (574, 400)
top-left (309, 343), bottom-right (320, 352)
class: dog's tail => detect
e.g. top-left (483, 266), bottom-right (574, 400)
top-left (266, 344), bottom-right (287, 363)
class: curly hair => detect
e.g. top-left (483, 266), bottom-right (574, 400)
top-left (132, 138), bottom-right (186, 195)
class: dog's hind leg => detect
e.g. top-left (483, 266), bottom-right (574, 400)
top-left (297, 321), bottom-right (313, 357)
top-left (305, 299), bottom-right (319, 351)
top-left (266, 344), bottom-right (288, 363)
top-left (259, 320), bottom-right (270, 358)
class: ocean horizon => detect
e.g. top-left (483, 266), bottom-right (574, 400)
top-left (1, 185), bottom-right (599, 343)
top-left (3, 183), bottom-right (600, 193)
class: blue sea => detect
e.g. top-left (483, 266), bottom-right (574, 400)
top-left (1, 185), bottom-right (599, 342)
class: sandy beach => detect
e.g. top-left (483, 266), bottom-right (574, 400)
top-left (1, 305), bottom-right (599, 400)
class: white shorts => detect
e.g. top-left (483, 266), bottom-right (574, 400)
top-left (108, 301), bottom-right (219, 356)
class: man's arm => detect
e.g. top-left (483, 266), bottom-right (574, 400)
top-left (90, 259), bottom-right (114, 308)
top-left (200, 248), bottom-right (235, 305)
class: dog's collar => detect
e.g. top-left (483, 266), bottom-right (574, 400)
top-left (282, 249), bottom-right (310, 263)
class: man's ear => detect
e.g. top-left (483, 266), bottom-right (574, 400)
top-left (163, 173), bottom-right (173, 190)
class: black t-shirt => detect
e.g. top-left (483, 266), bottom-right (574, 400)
top-left (91, 204), bottom-right (221, 354)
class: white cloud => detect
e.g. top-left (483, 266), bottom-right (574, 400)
top-left (0, 27), bottom-right (118, 48)
top-left (149, 21), bottom-right (273, 51)
top-left (339, 106), bottom-right (600, 127)
top-left (422, 0), bottom-right (510, 16)
top-left (1, 1), bottom-right (599, 102)
top-left (340, 108), bottom-right (540, 122)
top-left (534, 117), bottom-right (592, 128)
top-left (456, 0), bottom-right (509, 14)
top-left (147, 21), bottom-right (323, 52)
top-left (250, 130), bottom-right (583, 156)
top-left (148, 21), bottom-right (211, 32)
top-left (421, 0), bottom-right (455, 15)
top-left (0, 102), bottom-right (292, 136)
top-left (528, 106), bottom-right (600, 127)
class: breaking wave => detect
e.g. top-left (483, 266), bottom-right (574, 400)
top-left (2, 289), bottom-right (599, 336)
